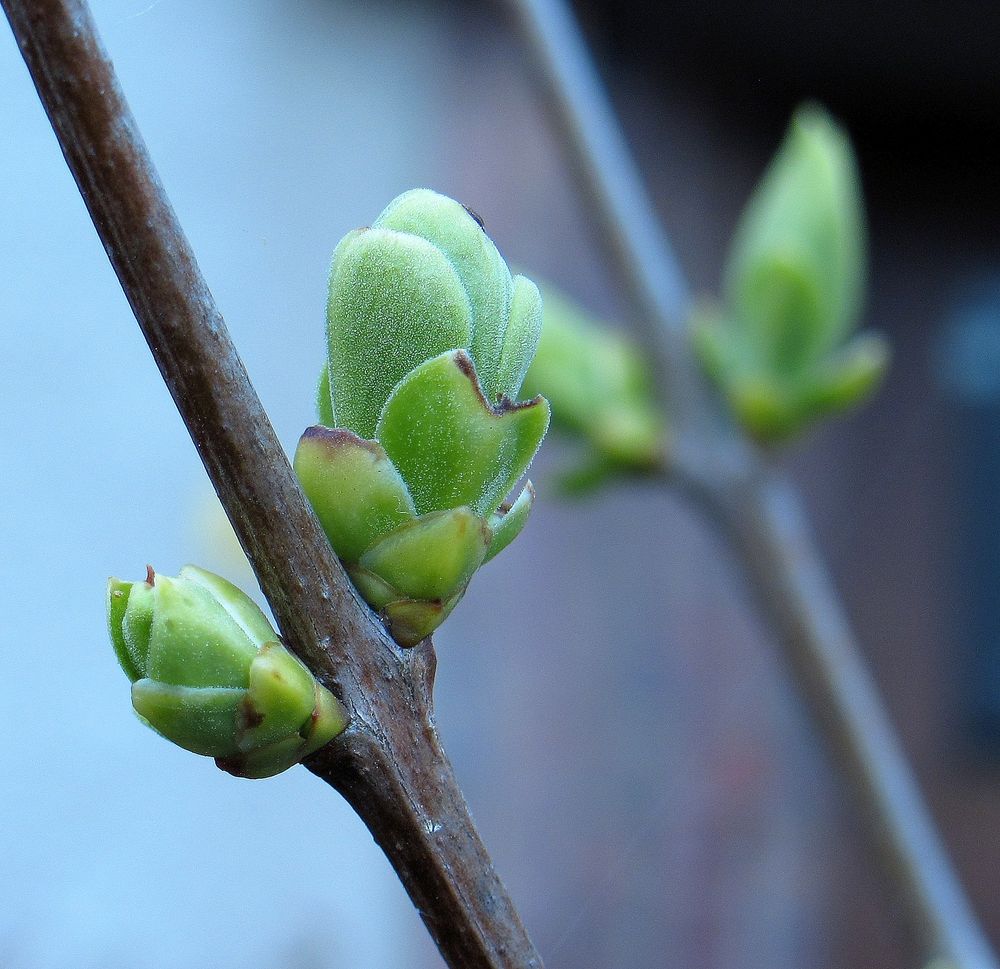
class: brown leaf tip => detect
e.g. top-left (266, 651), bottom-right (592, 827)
top-left (145, 564), bottom-right (156, 586)
top-left (300, 424), bottom-right (382, 456)
top-left (452, 351), bottom-right (545, 417)
top-left (461, 204), bottom-right (485, 230)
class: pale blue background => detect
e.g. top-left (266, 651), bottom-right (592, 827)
top-left (1, 3), bottom-right (454, 966)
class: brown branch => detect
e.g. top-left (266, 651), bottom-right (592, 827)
top-left (2, 1), bottom-right (542, 966)
top-left (506, 0), bottom-right (1000, 967)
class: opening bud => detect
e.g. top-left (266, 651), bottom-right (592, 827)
top-left (106, 565), bottom-right (347, 778)
top-left (297, 190), bottom-right (550, 645)
top-left (693, 104), bottom-right (888, 442)
top-left (522, 281), bottom-right (665, 493)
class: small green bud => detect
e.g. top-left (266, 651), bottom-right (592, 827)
top-left (694, 104), bottom-right (888, 442)
top-left (298, 190), bottom-right (548, 646)
top-left (106, 565), bottom-right (347, 778)
top-left (521, 281), bottom-right (664, 492)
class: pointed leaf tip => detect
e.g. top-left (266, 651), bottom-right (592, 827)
top-left (485, 480), bottom-right (535, 563)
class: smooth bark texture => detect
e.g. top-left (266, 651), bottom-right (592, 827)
top-left (508, 0), bottom-right (999, 966)
top-left (2, 1), bottom-right (541, 966)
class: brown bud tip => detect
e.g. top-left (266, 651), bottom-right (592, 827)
top-left (461, 203), bottom-right (485, 230)
top-left (145, 564), bottom-right (156, 586)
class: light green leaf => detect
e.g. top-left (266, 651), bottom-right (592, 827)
top-left (484, 481), bottom-right (534, 563)
top-left (121, 580), bottom-right (155, 677)
top-left (144, 577), bottom-right (255, 689)
top-left (493, 275), bottom-right (543, 401)
top-left (107, 580), bottom-right (141, 682)
top-left (346, 565), bottom-right (401, 611)
top-left (294, 426), bottom-right (417, 563)
top-left (131, 681), bottom-right (244, 758)
top-left (304, 685), bottom-right (349, 756)
top-left (239, 643), bottom-right (318, 750)
top-left (179, 565), bottom-right (276, 652)
top-left (316, 363), bottom-right (335, 427)
top-left (326, 227), bottom-right (472, 439)
top-left (358, 506), bottom-right (489, 602)
top-left (377, 350), bottom-right (549, 516)
top-left (374, 189), bottom-right (512, 387)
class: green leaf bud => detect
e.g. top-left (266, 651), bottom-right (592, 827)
top-left (521, 281), bottom-right (664, 491)
top-left (297, 190), bottom-right (550, 645)
top-left (726, 104), bottom-right (864, 368)
top-left (695, 104), bottom-right (888, 442)
top-left (106, 566), bottom-right (347, 778)
top-left (294, 360), bottom-right (546, 646)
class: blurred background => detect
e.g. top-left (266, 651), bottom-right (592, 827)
top-left (2, 1), bottom-right (999, 967)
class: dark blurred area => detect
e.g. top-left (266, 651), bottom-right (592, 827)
top-left (527, 2), bottom-right (1000, 966)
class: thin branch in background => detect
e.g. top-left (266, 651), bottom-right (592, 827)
top-left (504, 0), bottom-right (722, 441)
top-left (505, 1), bottom-right (1000, 968)
top-left (2, 1), bottom-right (541, 966)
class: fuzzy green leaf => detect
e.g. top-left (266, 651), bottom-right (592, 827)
top-left (316, 363), bottom-right (335, 427)
top-left (374, 189), bottom-right (512, 389)
top-left (377, 349), bottom-right (549, 516)
top-left (179, 565), bottom-right (276, 652)
top-left (121, 580), bottom-right (155, 678)
top-left (326, 227), bottom-right (472, 439)
top-left (484, 481), bottom-right (535, 563)
top-left (239, 643), bottom-right (318, 750)
top-left (493, 275), bottom-right (543, 401)
top-left (144, 576), bottom-right (256, 689)
top-left (108, 579), bottom-right (141, 682)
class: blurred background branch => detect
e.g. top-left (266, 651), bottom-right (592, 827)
top-left (506, 1), bottom-right (1000, 967)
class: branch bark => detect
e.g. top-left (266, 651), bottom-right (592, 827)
top-left (506, 1), bottom-right (1000, 967)
top-left (2, 1), bottom-right (542, 966)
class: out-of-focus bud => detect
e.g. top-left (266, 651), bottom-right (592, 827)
top-left (107, 565), bottom-right (347, 778)
top-left (297, 190), bottom-right (549, 646)
top-left (522, 282), bottom-right (664, 493)
top-left (693, 104), bottom-right (888, 442)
